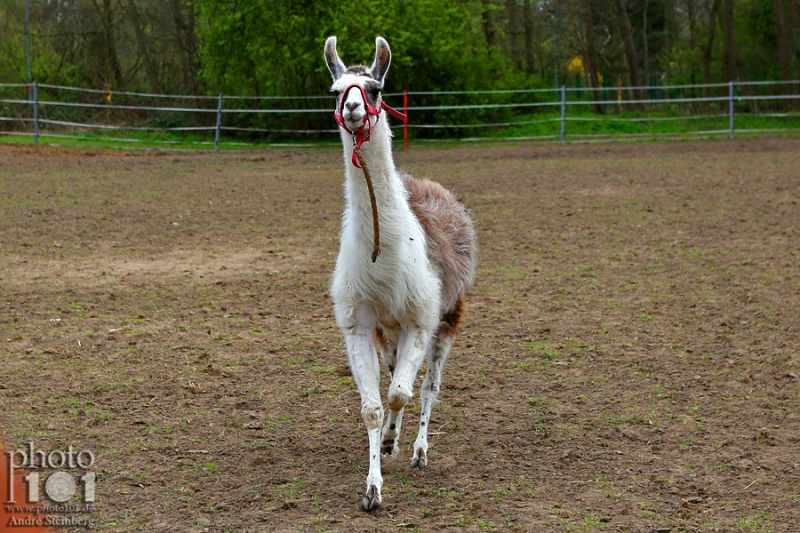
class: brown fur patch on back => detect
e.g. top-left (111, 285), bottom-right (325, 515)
top-left (403, 173), bottom-right (477, 317)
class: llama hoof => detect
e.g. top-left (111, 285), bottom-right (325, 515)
top-left (381, 446), bottom-right (399, 457)
top-left (361, 485), bottom-right (382, 511)
top-left (409, 449), bottom-right (427, 469)
top-left (381, 439), bottom-right (399, 457)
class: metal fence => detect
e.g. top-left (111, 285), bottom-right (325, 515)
top-left (0, 80), bottom-right (798, 150)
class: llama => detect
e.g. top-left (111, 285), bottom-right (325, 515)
top-left (324, 36), bottom-right (477, 511)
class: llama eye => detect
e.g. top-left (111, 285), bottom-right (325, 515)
top-left (369, 88), bottom-right (381, 98)
top-left (332, 90), bottom-right (340, 98)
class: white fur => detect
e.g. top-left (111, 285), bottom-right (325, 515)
top-left (331, 113), bottom-right (441, 334)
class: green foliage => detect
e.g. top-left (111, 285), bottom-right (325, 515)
top-left (662, 0), bottom-right (795, 86)
top-left (194, 0), bottom-right (532, 138)
top-left (195, 0), bottom-right (519, 97)
top-left (196, 0), bottom-right (328, 97)
top-left (0, 2), bottom-right (75, 85)
top-left (0, 3), bottom-right (26, 82)
top-left (738, 0), bottom-right (781, 81)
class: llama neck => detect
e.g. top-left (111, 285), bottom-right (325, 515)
top-left (342, 118), bottom-right (408, 222)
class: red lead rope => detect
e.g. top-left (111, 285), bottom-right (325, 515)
top-left (334, 84), bottom-right (407, 168)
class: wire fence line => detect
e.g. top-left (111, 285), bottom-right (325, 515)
top-left (0, 80), bottom-right (798, 151)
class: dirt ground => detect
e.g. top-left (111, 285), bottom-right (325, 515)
top-left (1, 139), bottom-right (798, 533)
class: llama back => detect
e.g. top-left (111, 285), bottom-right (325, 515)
top-left (402, 172), bottom-right (477, 314)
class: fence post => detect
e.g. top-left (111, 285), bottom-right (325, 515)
top-left (560, 85), bottom-right (566, 144)
top-left (403, 90), bottom-right (408, 150)
top-left (33, 81), bottom-right (39, 146)
top-left (214, 93), bottom-right (223, 153)
top-left (728, 81), bottom-right (734, 140)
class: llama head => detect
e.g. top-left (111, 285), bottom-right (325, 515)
top-left (324, 36), bottom-right (392, 132)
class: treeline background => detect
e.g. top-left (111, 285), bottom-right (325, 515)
top-left (3, 0), bottom-right (798, 95)
top-left (1, 0), bottom-right (798, 140)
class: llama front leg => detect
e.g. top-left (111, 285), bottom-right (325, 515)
top-left (381, 325), bottom-right (430, 460)
top-left (362, 412), bottom-right (384, 510)
top-left (343, 324), bottom-right (384, 510)
top-left (388, 326), bottom-right (430, 411)
top-left (410, 332), bottom-right (455, 469)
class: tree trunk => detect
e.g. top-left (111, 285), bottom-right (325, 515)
top-left (721, 0), bottom-right (736, 83)
top-left (582, 0), bottom-right (604, 114)
top-left (523, 0), bottom-right (536, 74)
top-left (703, 0), bottom-right (720, 93)
top-left (613, 0), bottom-right (642, 102)
top-left (662, 0), bottom-right (672, 77)
top-left (774, 0), bottom-right (793, 100)
top-left (505, 0), bottom-right (523, 70)
top-left (643, 0), bottom-right (650, 86)
top-left (94, 0), bottom-right (124, 88)
top-left (126, 0), bottom-right (161, 93)
top-left (169, 0), bottom-right (201, 94)
top-left (481, 0), bottom-right (498, 50)
top-left (790, 0), bottom-right (800, 82)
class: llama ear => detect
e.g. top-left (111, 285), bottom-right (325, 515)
top-left (370, 36), bottom-right (391, 84)
top-left (324, 36), bottom-right (347, 81)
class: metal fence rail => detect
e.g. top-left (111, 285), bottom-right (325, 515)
top-left (0, 80), bottom-right (798, 151)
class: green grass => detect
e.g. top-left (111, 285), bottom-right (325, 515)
top-left (0, 129), bottom-right (341, 152)
top-left (477, 109), bottom-right (800, 141)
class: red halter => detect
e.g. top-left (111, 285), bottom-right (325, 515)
top-left (334, 83), bottom-right (407, 168)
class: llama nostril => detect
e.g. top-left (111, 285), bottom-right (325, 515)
top-left (345, 101), bottom-right (361, 112)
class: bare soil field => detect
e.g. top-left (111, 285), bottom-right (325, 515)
top-left (1, 139), bottom-right (798, 533)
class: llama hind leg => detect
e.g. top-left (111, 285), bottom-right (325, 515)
top-left (411, 297), bottom-right (465, 469)
top-left (410, 331), bottom-right (455, 469)
top-left (382, 407), bottom-right (404, 457)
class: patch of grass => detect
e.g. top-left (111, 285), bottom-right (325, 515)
top-left (518, 341), bottom-right (559, 361)
top-left (736, 511), bottom-right (773, 532)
